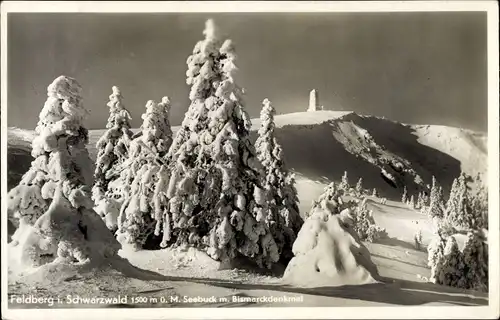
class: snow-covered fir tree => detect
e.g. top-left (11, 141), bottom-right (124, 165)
top-left (9, 76), bottom-right (119, 267)
top-left (462, 231), bottom-right (488, 291)
top-left (416, 192), bottom-right (425, 210)
top-left (255, 98), bottom-right (303, 260)
top-left (92, 86), bottom-right (133, 230)
top-left (338, 171), bottom-right (349, 193)
top-left (372, 188), bottom-right (378, 197)
top-left (445, 173), bottom-right (482, 231)
top-left (116, 98), bottom-right (173, 249)
top-left (438, 236), bottom-right (465, 287)
top-left (401, 186), bottom-right (408, 203)
top-left (427, 230), bottom-right (447, 284)
top-left (427, 176), bottom-right (445, 218)
top-left (355, 178), bottom-right (363, 196)
top-left (163, 19), bottom-right (281, 268)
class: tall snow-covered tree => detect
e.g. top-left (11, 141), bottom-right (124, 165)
top-left (8, 76), bottom-right (120, 267)
top-left (92, 86), bottom-right (133, 230)
top-left (116, 98), bottom-right (173, 249)
top-left (163, 19), bottom-right (280, 268)
top-left (255, 98), bottom-right (303, 260)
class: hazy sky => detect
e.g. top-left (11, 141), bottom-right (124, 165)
top-left (7, 12), bottom-right (487, 131)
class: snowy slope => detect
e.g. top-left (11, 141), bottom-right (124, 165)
top-left (8, 111), bottom-right (487, 200)
top-left (6, 111), bottom-right (489, 307)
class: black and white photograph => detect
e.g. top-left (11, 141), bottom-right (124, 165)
top-left (1, 1), bottom-right (498, 319)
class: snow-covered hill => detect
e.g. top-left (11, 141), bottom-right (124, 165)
top-left (7, 111), bottom-right (487, 202)
top-left (6, 111), bottom-right (489, 308)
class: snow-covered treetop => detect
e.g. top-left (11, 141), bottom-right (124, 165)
top-left (33, 75), bottom-right (88, 157)
top-left (105, 85), bottom-right (131, 129)
top-left (203, 18), bottom-right (220, 41)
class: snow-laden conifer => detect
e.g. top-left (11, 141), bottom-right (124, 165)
top-left (427, 230), bottom-right (447, 284)
top-left (401, 186), bottom-right (408, 203)
top-left (355, 178), bottom-right (363, 196)
top-left (462, 231), bottom-right (488, 291)
top-left (255, 98), bottom-right (303, 260)
top-left (92, 86), bottom-right (133, 230)
top-left (164, 19), bottom-right (280, 268)
top-left (426, 176), bottom-right (445, 218)
top-left (9, 76), bottom-right (119, 268)
top-left (116, 98), bottom-right (173, 249)
top-left (445, 173), bottom-right (482, 230)
top-left (339, 171), bottom-right (349, 193)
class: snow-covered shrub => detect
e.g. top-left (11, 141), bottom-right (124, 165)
top-left (371, 188), bottom-right (378, 197)
top-left (379, 198), bottom-right (387, 205)
top-left (116, 98), bottom-right (173, 249)
top-left (92, 86), bottom-right (133, 230)
top-left (255, 98), bottom-right (303, 261)
top-left (8, 76), bottom-right (120, 269)
top-left (163, 20), bottom-right (280, 269)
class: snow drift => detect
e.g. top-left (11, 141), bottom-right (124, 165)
top-left (283, 200), bottom-right (379, 287)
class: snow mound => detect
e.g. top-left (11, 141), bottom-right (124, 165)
top-left (282, 202), bottom-right (379, 287)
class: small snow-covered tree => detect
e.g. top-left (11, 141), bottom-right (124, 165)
top-left (8, 76), bottom-right (119, 267)
top-left (339, 171), bottom-right (349, 193)
top-left (372, 188), bottom-right (378, 197)
top-left (255, 98), bottom-right (303, 260)
top-left (408, 195), bottom-right (415, 209)
top-left (414, 229), bottom-right (423, 250)
top-left (310, 182), bottom-right (358, 218)
top-left (401, 186), bottom-right (408, 203)
top-left (164, 19), bottom-right (280, 268)
top-left (116, 98), bottom-right (173, 248)
top-left (92, 86), bottom-right (133, 230)
top-left (462, 231), bottom-right (488, 291)
top-left (427, 176), bottom-right (445, 219)
top-left (355, 178), bottom-right (363, 196)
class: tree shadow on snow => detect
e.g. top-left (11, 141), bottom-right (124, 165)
top-left (109, 257), bottom-right (487, 306)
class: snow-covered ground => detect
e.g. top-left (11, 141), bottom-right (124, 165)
top-left (6, 111), bottom-right (489, 308)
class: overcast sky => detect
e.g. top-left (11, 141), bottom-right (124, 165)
top-left (7, 12), bottom-right (487, 131)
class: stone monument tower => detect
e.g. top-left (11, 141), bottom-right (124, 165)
top-left (308, 89), bottom-right (323, 111)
